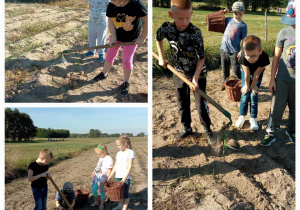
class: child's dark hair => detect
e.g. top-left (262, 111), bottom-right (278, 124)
top-left (171, 0), bottom-right (192, 10)
top-left (116, 135), bottom-right (132, 149)
top-left (243, 35), bottom-right (262, 51)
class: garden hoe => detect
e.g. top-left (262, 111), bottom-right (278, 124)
top-left (61, 41), bottom-right (135, 66)
top-left (48, 176), bottom-right (73, 210)
top-left (153, 52), bottom-right (232, 154)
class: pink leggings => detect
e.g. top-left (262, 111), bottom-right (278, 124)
top-left (105, 41), bottom-right (138, 70)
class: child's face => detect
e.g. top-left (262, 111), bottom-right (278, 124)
top-left (244, 48), bottom-right (262, 63)
top-left (40, 157), bottom-right (51, 165)
top-left (116, 140), bottom-right (127, 151)
top-left (96, 150), bottom-right (105, 158)
top-left (233, 12), bottom-right (244, 21)
top-left (168, 7), bottom-right (193, 31)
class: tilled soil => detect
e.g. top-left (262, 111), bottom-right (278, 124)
top-left (5, 3), bottom-right (148, 103)
top-left (152, 67), bottom-right (295, 209)
top-left (5, 140), bottom-right (148, 210)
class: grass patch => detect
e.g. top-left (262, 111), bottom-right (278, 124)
top-left (5, 7), bottom-right (36, 18)
top-left (6, 41), bottom-right (44, 61)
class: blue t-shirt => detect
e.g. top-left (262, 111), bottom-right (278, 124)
top-left (55, 189), bottom-right (76, 208)
top-left (221, 17), bottom-right (247, 53)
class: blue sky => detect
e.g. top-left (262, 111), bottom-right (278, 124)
top-left (7, 107), bottom-right (148, 135)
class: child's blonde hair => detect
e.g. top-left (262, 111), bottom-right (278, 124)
top-left (243, 35), bottom-right (262, 51)
top-left (39, 149), bottom-right (53, 160)
top-left (116, 135), bottom-right (132, 149)
top-left (171, 0), bottom-right (192, 10)
top-left (95, 144), bottom-right (109, 155)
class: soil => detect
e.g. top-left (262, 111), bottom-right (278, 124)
top-left (152, 66), bottom-right (295, 209)
top-left (5, 3), bottom-right (148, 103)
top-left (5, 140), bottom-right (148, 210)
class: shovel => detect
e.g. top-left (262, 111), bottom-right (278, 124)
top-left (61, 41), bottom-right (136, 66)
top-left (153, 52), bottom-right (232, 144)
top-left (48, 176), bottom-right (73, 210)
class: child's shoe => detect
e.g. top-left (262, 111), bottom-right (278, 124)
top-left (286, 130), bottom-right (295, 143)
top-left (99, 205), bottom-right (104, 210)
top-left (91, 201), bottom-right (99, 207)
top-left (84, 50), bottom-right (95, 57)
top-left (249, 118), bottom-right (259, 130)
top-left (204, 129), bottom-right (213, 145)
top-left (234, 115), bottom-right (245, 128)
top-left (175, 128), bottom-right (193, 140)
top-left (260, 134), bottom-right (276, 146)
top-left (220, 82), bottom-right (226, 91)
top-left (93, 72), bottom-right (108, 82)
top-left (98, 54), bottom-right (105, 63)
top-left (119, 82), bottom-right (130, 97)
top-left (112, 204), bottom-right (123, 210)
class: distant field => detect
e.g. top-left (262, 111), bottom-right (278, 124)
top-left (5, 137), bottom-right (147, 180)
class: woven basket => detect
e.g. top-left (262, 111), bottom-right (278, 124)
top-left (225, 76), bottom-right (242, 102)
top-left (104, 181), bottom-right (125, 201)
top-left (75, 189), bottom-right (90, 202)
top-left (206, 10), bottom-right (225, 33)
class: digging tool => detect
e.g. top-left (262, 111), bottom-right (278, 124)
top-left (48, 176), bottom-right (73, 210)
top-left (61, 41), bottom-right (136, 66)
top-left (153, 52), bottom-right (232, 143)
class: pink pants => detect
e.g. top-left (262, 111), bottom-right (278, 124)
top-left (105, 41), bottom-right (138, 70)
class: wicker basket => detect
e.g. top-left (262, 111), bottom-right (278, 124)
top-left (206, 10), bottom-right (225, 33)
top-left (75, 189), bottom-right (90, 202)
top-left (225, 76), bottom-right (242, 102)
top-left (104, 181), bottom-right (125, 201)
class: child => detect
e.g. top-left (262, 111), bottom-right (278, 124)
top-left (55, 182), bottom-right (76, 210)
top-left (83, 0), bottom-right (110, 63)
top-left (220, 1), bottom-right (247, 90)
top-left (108, 135), bottom-right (135, 210)
top-left (156, 0), bottom-right (213, 143)
top-left (28, 149), bottom-right (53, 210)
top-left (234, 35), bottom-right (270, 130)
top-left (260, 0), bottom-right (295, 146)
top-left (93, 0), bottom-right (148, 97)
top-left (91, 144), bottom-right (113, 209)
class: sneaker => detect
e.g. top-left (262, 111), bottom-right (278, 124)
top-left (119, 82), bottom-right (130, 97)
top-left (286, 130), bottom-right (295, 143)
top-left (175, 128), bottom-right (193, 140)
top-left (205, 129), bottom-right (213, 145)
top-left (260, 134), bottom-right (276, 146)
top-left (98, 54), bottom-right (105, 63)
top-left (91, 201), bottom-right (99, 207)
top-left (220, 82), bottom-right (226, 91)
top-left (93, 72), bottom-right (108, 82)
top-left (235, 115), bottom-right (245, 128)
top-left (99, 205), bottom-right (104, 210)
top-left (84, 50), bottom-right (95, 57)
top-left (112, 204), bottom-right (123, 210)
top-left (249, 118), bottom-right (259, 130)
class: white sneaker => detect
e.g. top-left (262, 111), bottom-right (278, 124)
top-left (112, 204), bottom-right (123, 210)
top-left (235, 115), bottom-right (245, 128)
top-left (250, 118), bottom-right (259, 130)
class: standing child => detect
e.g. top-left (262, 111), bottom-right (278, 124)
top-left (260, 0), bottom-right (295, 146)
top-left (220, 1), bottom-right (247, 90)
top-left (156, 0), bottom-right (214, 143)
top-left (83, 0), bottom-right (110, 63)
top-left (93, 0), bottom-right (148, 97)
top-left (28, 149), bottom-right (53, 210)
top-left (234, 35), bottom-right (270, 130)
top-left (108, 135), bottom-right (135, 210)
top-left (91, 144), bottom-right (113, 209)
top-left (55, 182), bottom-right (76, 210)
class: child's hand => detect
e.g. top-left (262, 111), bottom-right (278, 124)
top-left (40, 172), bottom-right (48, 178)
top-left (158, 58), bottom-right (168, 69)
top-left (109, 37), bottom-right (117, 46)
top-left (251, 85), bottom-right (259, 95)
top-left (46, 172), bottom-right (52, 178)
top-left (269, 80), bottom-right (276, 94)
top-left (241, 85), bottom-right (250, 95)
top-left (135, 36), bottom-right (146, 45)
top-left (191, 76), bottom-right (199, 91)
top-left (91, 172), bottom-right (95, 178)
top-left (223, 8), bottom-right (229, 14)
top-left (237, 50), bottom-right (242, 59)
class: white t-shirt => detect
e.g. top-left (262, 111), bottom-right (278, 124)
top-left (94, 155), bottom-right (113, 174)
top-left (115, 149), bottom-right (135, 179)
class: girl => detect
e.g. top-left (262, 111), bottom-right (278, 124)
top-left (83, 0), bottom-right (110, 63)
top-left (93, 0), bottom-right (148, 97)
top-left (108, 135), bottom-right (135, 210)
top-left (91, 144), bottom-right (113, 209)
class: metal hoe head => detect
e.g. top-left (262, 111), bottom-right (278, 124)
top-left (61, 53), bottom-right (68, 66)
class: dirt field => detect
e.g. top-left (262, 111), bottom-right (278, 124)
top-left (5, 2), bottom-right (148, 103)
top-left (152, 67), bottom-right (295, 209)
top-left (5, 140), bottom-right (148, 209)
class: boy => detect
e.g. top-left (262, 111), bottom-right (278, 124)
top-left (55, 182), bottom-right (76, 210)
top-left (28, 149), bottom-right (53, 210)
top-left (156, 0), bottom-right (213, 142)
top-left (220, 1), bottom-right (247, 90)
top-left (260, 0), bottom-right (295, 146)
top-left (234, 35), bottom-right (270, 130)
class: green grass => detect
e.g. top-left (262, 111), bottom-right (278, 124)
top-left (6, 7), bottom-right (36, 18)
top-left (153, 7), bottom-right (284, 76)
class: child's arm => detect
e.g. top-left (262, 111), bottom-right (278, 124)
top-left (56, 201), bottom-right (64, 210)
top-left (108, 160), bottom-right (118, 180)
top-left (108, 18), bottom-right (117, 46)
top-left (28, 169), bottom-right (48, 182)
top-left (121, 158), bottom-right (134, 184)
top-left (250, 66), bottom-right (265, 95)
top-left (241, 65), bottom-right (251, 95)
top-left (156, 40), bottom-right (168, 69)
top-left (223, 8), bottom-right (229, 14)
top-left (191, 58), bottom-right (205, 91)
top-left (135, 15), bottom-right (148, 45)
top-left (106, 168), bottom-right (112, 180)
top-left (269, 46), bottom-right (282, 93)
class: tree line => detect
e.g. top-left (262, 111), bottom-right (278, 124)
top-left (70, 129), bottom-right (146, 138)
